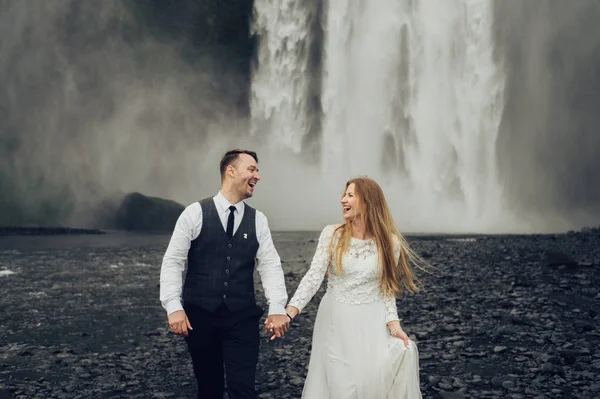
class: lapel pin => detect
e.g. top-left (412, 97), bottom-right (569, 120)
top-left (243, 233), bottom-right (248, 239)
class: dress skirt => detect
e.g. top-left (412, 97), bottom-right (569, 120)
top-left (301, 292), bottom-right (422, 399)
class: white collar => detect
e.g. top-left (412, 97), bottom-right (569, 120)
top-left (215, 191), bottom-right (244, 214)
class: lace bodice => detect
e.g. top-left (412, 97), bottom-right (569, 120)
top-left (288, 224), bottom-right (401, 324)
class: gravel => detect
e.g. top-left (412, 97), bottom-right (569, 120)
top-left (0, 228), bottom-right (598, 398)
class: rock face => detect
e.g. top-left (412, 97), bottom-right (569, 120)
top-left (113, 192), bottom-right (184, 232)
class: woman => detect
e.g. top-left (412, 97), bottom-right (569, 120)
top-left (278, 177), bottom-right (423, 398)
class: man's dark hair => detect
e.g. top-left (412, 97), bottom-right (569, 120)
top-left (219, 149), bottom-right (258, 180)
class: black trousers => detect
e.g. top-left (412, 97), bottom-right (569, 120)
top-left (184, 303), bottom-right (264, 399)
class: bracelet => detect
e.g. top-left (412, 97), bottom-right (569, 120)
top-left (286, 313), bottom-right (294, 322)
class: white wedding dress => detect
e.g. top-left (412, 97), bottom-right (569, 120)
top-left (288, 224), bottom-right (422, 399)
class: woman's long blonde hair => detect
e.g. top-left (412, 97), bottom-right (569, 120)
top-left (329, 177), bottom-right (421, 298)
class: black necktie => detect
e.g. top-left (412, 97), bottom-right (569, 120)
top-left (226, 206), bottom-right (236, 239)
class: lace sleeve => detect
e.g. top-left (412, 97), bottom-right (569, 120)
top-left (287, 224), bottom-right (337, 313)
top-left (384, 235), bottom-right (402, 324)
top-left (384, 297), bottom-right (400, 324)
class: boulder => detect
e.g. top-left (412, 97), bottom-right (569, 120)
top-left (113, 192), bottom-right (184, 232)
top-left (545, 251), bottom-right (578, 268)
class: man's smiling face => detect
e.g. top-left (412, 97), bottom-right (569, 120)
top-left (232, 153), bottom-right (260, 199)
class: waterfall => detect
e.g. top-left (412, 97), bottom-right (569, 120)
top-left (4, 1), bottom-right (597, 232)
top-left (252, 0), bottom-right (515, 232)
top-left (392, 0), bottom-right (506, 225)
top-left (250, 0), bottom-right (319, 153)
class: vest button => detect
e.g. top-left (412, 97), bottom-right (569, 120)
top-left (228, 244), bottom-right (232, 248)
top-left (226, 256), bottom-right (231, 261)
top-left (224, 282), bottom-right (228, 286)
top-left (223, 294), bottom-right (227, 298)
top-left (225, 269), bottom-right (229, 273)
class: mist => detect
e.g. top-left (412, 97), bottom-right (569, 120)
top-left (1, 0), bottom-right (600, 233)
top-left (0, 0), bottom-right (252, 227)
top-left (0, 0), bottom-right (352, 232)
top-left (493, 0), bottom-right (600, 230)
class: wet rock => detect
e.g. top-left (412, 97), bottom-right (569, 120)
top-left (546, 251), bottom-right (578, 268)
top-left (0, 226), bottom-right (105, 236)
top-left (438, 382), bottom-right (453, 390)
top-left (438, 391), bottom-right (465, 399)
top-left (113, 192), bottom-right (184, 232)
top-left (1, 230), bottom-right (599, 398)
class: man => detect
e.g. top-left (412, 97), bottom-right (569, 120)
top-left (159, 149), bottom-right (290, 399)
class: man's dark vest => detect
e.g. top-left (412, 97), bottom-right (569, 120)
top-left (182, 197), bottom-right (259, 312)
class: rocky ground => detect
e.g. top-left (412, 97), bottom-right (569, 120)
top-left (0, 229), bottom-right (599, 399)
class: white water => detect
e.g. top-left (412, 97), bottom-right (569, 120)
top-left (250, 0), bottom-right (317, 153)
top-left (252, 0), bottom-right (524, 233)
top-left (394, 0), bottom-right (507, 229)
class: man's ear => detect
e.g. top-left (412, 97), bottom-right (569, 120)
top-left (227, 164), bottom-right (235, 178)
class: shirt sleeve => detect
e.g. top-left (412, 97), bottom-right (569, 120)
top-left (255, 211), bottom-right (288, 316)
top-left (287, 224), bottom-right (336, 313)
top-left (159, 203), bottom-right (201, 315)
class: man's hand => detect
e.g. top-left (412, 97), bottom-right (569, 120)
top-left (168, 310), bottom-right (193, 337)
top-left (264, 314), bottom-right (290, 341)
top-left (388, 320), bottom-right (409, 348)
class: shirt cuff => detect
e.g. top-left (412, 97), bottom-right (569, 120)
top-left (165, 299), bottom-right (184, 316)
top-left (268, 303), bottom-right (287, 316)
top-left (385, 315), bottom-right (400, 324)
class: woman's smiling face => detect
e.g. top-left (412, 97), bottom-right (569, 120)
top-left (341, 183), bottom-right (362, 221)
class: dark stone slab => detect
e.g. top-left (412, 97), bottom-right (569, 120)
top-left (0, 226), bottom-right (105, 236)
top-left (113, 192), bottom-right (184, 233)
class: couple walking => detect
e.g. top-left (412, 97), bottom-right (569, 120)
top-left (159, 149), bottom-right (423, 398)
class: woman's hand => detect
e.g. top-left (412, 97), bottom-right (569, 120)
top-left (264, 306), bottom-right (300, 340)
top-left (387, 320), bottom-right (409, 348)
top-left (285, 305), bottom-right (299, 320)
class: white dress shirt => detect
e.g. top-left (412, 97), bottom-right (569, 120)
top-left (159, 191), bottom-right (288, 316)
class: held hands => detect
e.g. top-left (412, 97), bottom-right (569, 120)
top-left (285, 306), bottom-right (299, 320)
top-left (264, 314), bottom-right (290, 341)
top-left (387, 320), bottom-right (409, 348)
top-left (168, 310), bottom-right (193, 337)
top-left (264, 306), bottom-right (298, 341)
